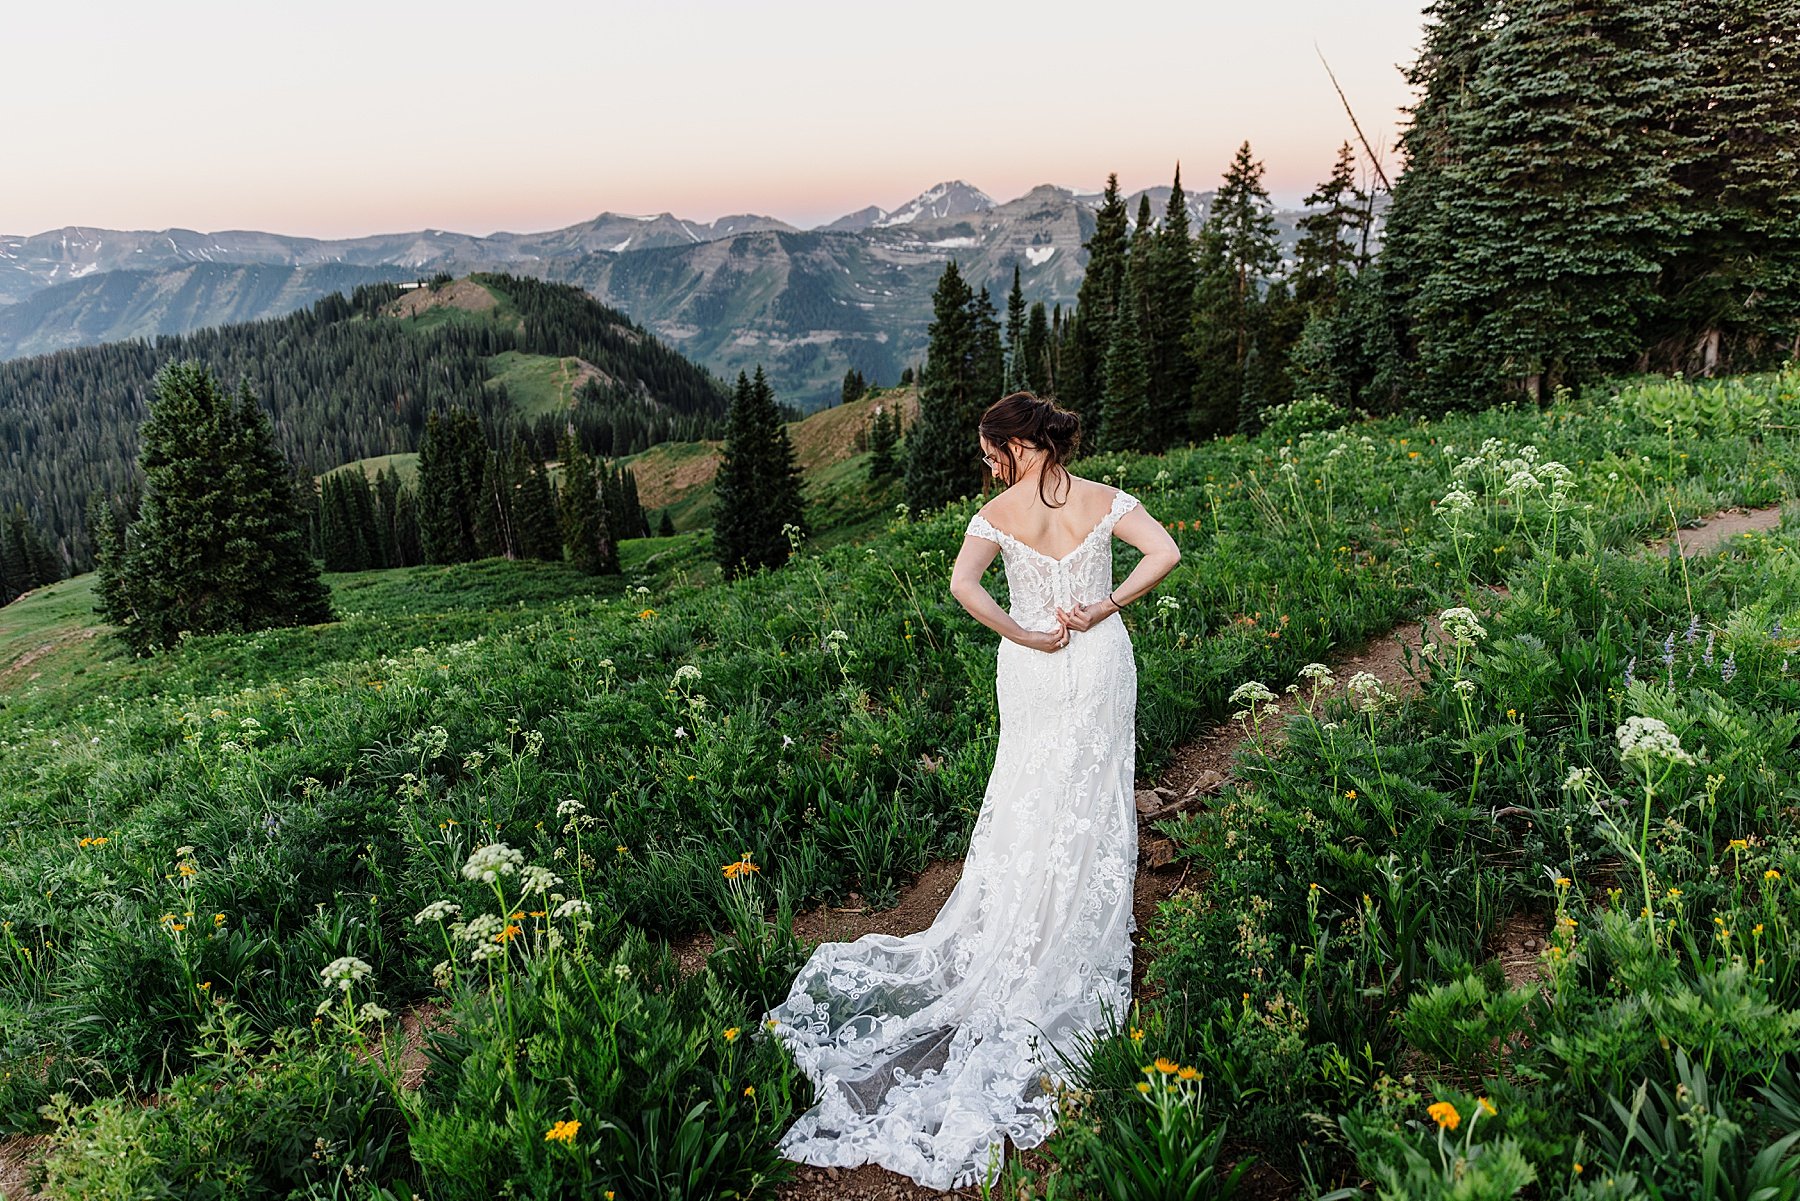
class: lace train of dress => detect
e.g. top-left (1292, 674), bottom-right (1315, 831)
top-left (763, 488), bottom-right (1142, 1191)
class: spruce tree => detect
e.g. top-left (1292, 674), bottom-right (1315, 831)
top-left (1414, 0), bottom-right (1681, 402)
top-left (558, 434), bottom-right (615, 575)
top-left (513, 447), bottom-right (561, 561)
top-left (1005, 266), bottom-right (1029, 392)
top-left (867, 403), bottom-right (901, 482)
top-left (417, 413), bottom-right (476, 564)
top-left (86, 494), bottom-right (128, 620)
top-left (101, 362), bottom-right (331, 652)
top-left (1146, 165), bottom-right (1201, 449)
top-left (714, 366), bottom-right (804, 577)
top-left (1188, 142), bottom-right (1282, 433)
top-left (1065, 174), bottom-right (1131, 422)
top-left (1020, 302), bottom-right (1051, 398)
top-left (657, 509), bottom-right (676, 537)
top-left (904, 262), bottom-right (984, 514)
top-left (970, 286), bottom-right (1006, 412)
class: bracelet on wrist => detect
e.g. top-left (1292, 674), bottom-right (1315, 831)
top-left (1110, 592), bottom-right (1124, 610)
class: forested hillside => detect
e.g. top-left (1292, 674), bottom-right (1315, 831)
top-left (0, 273), bottom-right (730, 568)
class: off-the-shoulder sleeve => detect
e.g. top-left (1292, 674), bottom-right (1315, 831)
top-left (964, 511), bottom-right (1002, 545)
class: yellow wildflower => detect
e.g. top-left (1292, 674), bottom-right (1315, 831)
top-left (543, 1119), bottom-right (581, 1144)
top-left (1477, 1097), bottom-right (1497, 1116)
top-left (1428, 1101), bottom-right (1461, 1130)
top-left (723, 1027), bottom-right (740, 1043)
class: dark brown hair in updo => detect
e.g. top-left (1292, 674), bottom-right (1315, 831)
top-left (978, 391), bottom-right (1082, 507)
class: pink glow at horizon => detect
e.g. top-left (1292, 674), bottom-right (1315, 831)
top-left (3, 0), bottom-right (1427, 240)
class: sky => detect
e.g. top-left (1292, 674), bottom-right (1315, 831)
top-left (3, 0), bottom-right (1427, 240)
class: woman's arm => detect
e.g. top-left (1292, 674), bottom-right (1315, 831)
top-left (1056, 504), bottom-right (1181, 632)
top-left (950, 535), bottom-right (1068, 653)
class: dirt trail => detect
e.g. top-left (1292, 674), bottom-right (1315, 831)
top-left (0, 503), bottom-right (1785, 1201)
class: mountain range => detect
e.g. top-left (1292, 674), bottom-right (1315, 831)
top-left (0, 181), bottom-right (1321, 408)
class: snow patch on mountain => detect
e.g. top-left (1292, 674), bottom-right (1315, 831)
top-left (1025, 246), bottom-right (1056, 265)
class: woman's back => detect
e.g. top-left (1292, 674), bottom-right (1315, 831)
top-left (977, 474), bottom-right (1116, 562)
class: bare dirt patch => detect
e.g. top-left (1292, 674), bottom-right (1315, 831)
top-left (0, 626), bottom-right (102, 693)
top-left (0, 1132), bottom-right (48, 1200)
top-left (383, 278), bottom-right (497, 319)
top-left (1651, 501), bottom-right (1789, 558)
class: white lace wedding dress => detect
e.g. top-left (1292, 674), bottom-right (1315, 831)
top-left (763, 488), bottom-right (1142, 1191)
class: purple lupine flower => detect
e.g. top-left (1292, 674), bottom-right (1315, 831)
top-left (1702, 630), bottom-right (1716, 667)
top-left (1661, 632), bottom-right (1676, 667)
top-left (1623, 656), bottom-right (1636, 686)
top-left (1720, 653), bottom-right (1737, 684)
top-left (1772, 617), bottom-right (1784, 641)
top-left (1684, 614), bottom-right (1702, 644)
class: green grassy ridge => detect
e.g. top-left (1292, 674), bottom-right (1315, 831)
top-left (2, 369), bottom-right (1799, 1176)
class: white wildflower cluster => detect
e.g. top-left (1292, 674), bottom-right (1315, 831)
top-left (520, 865), bottom-right (563, 896)
top-left (320, 956), bottom-right (373, 993)
top-left (553, 898), bottom-right (593, 921)
top-left (1562, 766), bottom-right (1594, 792)
top-left (1437, 488), bottom-right (1478, 519)
top-left (1616, 717), bottom-right (1697, 767)
top-left (1229, 681), bottom-right (1278, 707)
top-left (412, 900), bottom-right (462, 926)
top-left (673, 664), bottom-right (703, 685)
top-left (1348, 671), bottom-right (1396, 713)
top-left (1440, 607), bottom-right (1488, 647)
top-left (461, 842), bottom-right (524, 883)
top-left (1453, 679), bottom-right (1478, 697)
top-left (356, 1002), bottom-right (391, 1025)
top-left (1299, 662), bottom-right (1334, 683)
top-left (1156, 595), bottom-right (1181, 614)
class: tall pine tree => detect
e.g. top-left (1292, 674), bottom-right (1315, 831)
top-left (714, 367), bottom-right (806, 577)
top-left (96, 361), bottom-right (331, 652)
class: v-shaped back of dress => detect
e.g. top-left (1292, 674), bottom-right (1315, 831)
top-left (965, 489), bottom-right (1141, 632)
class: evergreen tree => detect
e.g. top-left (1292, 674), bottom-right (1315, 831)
top-left (513, 447), bottom-right (561, 561)
top-left (657, 509), bottom-right (676, 537)
top-left (1146, 165), bottom-right (1201, 449)
top-left (841, 367), bottom-right (868, 405)
top-left (714, 367), bottom-right (805, 577)
top-left (392, 487), bottom-right (422, 566)
top-left (373, 466), bottom-right (403, 567)
top-left (867, 403), bottom-right (901, 482)
top-left (1023, 301), bottom-right (1052, 396)
top-left (1188, 142), bottom-right (1282, 433)
top-left (1005, 266), bottom-right (1029, 392)
top-left (86, 494), bottom-right (128, 621)
top-left (1292, 143), bottom-right (1369, 311)
top-left (970, 286), bottom-right (1006, 411)
top-left (904, 262), bottom-right (985, 514)
top-left (1648, 0), bottom-right (1800, 372)
top-left (318, 473), bottom-right (362, 572)
top-left (416, 412), bottom-right (476, 564)
top-left (99, 361), bottom-right (331, 652)
top-left (1421, 0), bottom-right (1681, 402)
top-left (558, 434), bottom-right (616, 575)
top-left (1099, 277), bottom-right (1152, 453)
top-left (1065, 174), bottom-right (1131, 423)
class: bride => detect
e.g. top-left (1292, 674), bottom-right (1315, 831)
top-left (762, 391), bottom-right (1182, 1190)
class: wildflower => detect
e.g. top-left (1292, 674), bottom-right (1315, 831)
top-left (1345, 790), bottom-right (1357, 800)
top-left (1428, 1101), bottom-right (1461, 1130)
top-left (412, 900), bottom-right (462, 925)
top-left (638, 608), bottom-right (656, 620)
top-left (557, 798), bottom-right (585, 818)
top-left (1555, 877), bottom-right (1572, 889)
top-left (1729, 839), bottom-right (1749, 853)
top-left (1721, 652), bottom-right (1737, 684)
top-left (722, 853), bottom-right (762, 879)
top-left (1153, 1057), bottom-right (1180, 1074)
top-left (1129, 1027), bottom-right (1145, 1043)
top-left (1439, 607), bottom-right (1487, 646)
top-left (461, 842), bottom-right (525, 883)
top-left (723, 1027), bottom-right (741, 1043)
top-left (544, 1119), bottom-right (581, 1144)
top-left (781, 734), bottom-right (794, 749)
top-left (674, 664), bottom-right (703, 684)
top-left (1348, 671), bottom-right (1394, 713)
top-left (1136, 1081), bottom-right (1152, 1093)
top-left (1177, 1066), bottom-right (1201, 1080)
top-left (1563, 766), bottom-right (1593, 791)
top-left (1767, 870), bottom-right (1782, 881)
top-left (1453, 680), bottom-right (1477, 697)
top-left (553, 898), bottom-right (594, 920)
top-left (1478, 1097), bottom-right (1497, 1116)
top-left (616, 844), bottom-right (629, 856)
top-left (1623, 656), bottom-right (1636, 686)
top-left (1684, 614), bottom-right (1702, 645)
top-left (674, 726), bottom-right (687, 739)
top-left (613, 962), bottom-right (632, 980)
top-left (520, 865), bottom-right (563, 896)
top-left (1298, 662), bottom-right (1334, 683)
top-left (1616, 716), bottom-right (1696, 767)
top-left (356, 1002), bottom-right (391, 1024)
top-left (320, 956), bottom-right (373, 993)
top-left (745, 1085), bottom-right (756, 1098)
top-left (1228, 680), bottom-right (1277, 708)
